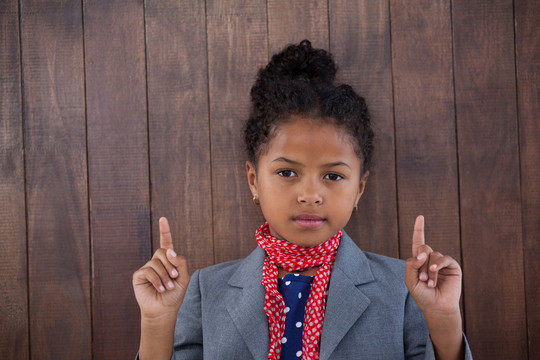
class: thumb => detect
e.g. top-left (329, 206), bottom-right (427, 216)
top-left (159, 217), bottom-right (174, 250)
top-left (405, 252), bottom-right (427, 291)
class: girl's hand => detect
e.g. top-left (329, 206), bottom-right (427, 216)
top-left (404, 215), bottom-right (462, 316)
top-left (133, 217), bottom-right (190, 321)
top-left (405, 217), bottom-right (465, 360)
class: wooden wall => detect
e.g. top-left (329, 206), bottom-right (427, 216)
top-left (1, 0), bottom-right (538, 359)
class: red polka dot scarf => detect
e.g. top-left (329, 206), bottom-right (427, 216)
top-left (256, 222), bottom-right (342, 360)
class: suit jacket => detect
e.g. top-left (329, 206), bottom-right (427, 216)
top-left (172, 232), bottom-right (473, 359)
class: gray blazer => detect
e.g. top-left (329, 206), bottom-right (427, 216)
top-left (171, 232), bottom-right (472, 359)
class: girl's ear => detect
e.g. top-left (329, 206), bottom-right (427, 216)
top-left (355, 171), bottom-right (370, 205)
top-left (246, 161), bottom-right (258, 195)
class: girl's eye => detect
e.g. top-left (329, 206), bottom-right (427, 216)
top-left (324, 173), bottom-right (343, 181)
top-left (277, 169), bottom-right (297, 178)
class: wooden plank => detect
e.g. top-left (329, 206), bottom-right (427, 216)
top-left (267, 0), bottom-right (328, 54)
top-left (83, 0), bottom-right (150, 357)
top-left (145, 0), bottom-right (214, 272)
top-left (329, 0), bottom-right (398, 257)
top-left (0, 1), bottom-right (29, 358)
top-left (452, 0), bottom-right (527, 357)
top-left (390, 0), bottom-right (460, 262)
top-left (206, 0), bottom-right (267, 263)
top-left (515, 0), bottom-right (540, 358)
top-left (20, 0), bottom-right (91, 358)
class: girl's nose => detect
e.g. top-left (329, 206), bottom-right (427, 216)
top-left (297, 179), bottom-right (323, 205)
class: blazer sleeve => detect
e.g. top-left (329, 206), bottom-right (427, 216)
top-left (172, 269), bottom-right (204, 360)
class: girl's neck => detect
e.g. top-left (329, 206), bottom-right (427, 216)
top-left (277, 266), bottom-right (320, 278)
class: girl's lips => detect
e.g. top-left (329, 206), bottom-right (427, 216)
top-left (293, 215), bottom-right (325, 229)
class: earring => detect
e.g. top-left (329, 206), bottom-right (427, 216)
top-left (353, 204), bottom-right (358, 213)
top-left (253, 195), bottom-right (260, 206)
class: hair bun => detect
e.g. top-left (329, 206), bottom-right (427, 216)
top-left (260, 40), bottom-right (336, 85)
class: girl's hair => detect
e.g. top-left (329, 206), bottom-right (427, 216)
top-left (244, 40), bottom-right (374, 174)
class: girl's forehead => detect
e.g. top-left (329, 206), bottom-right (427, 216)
top-left (262, 117), bottom-right (360, 165)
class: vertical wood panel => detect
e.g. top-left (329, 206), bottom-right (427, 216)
top-left (453, 0), bottom-right (527, 358)
top-left (21, 0), bottom-right (91, 358)
top-left (1, 0), bottom-right (539, 357)
top-left (145, 0), bottom-right (214, 272)
top-left (84, 0), bottom-right (150, 357)
top-left (267, 0), bottom-right (328, 54)
top-left (391, 0), bottom-right (460, 261)
top-left (329, 0), bottom-right (398, 257)
top-left (515, 0), bottom-right (540, 358)
top-left (0, 1), bottom-right (29, 358)
top-left (206, 0), bottom-right (267, 263)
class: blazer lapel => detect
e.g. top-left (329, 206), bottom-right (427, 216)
top-left (226, 247), bottom-right (269, 359)
top-left (223, 234), bottom-right (376, 360)
top-left (319, 233), bottom-right (375, 360)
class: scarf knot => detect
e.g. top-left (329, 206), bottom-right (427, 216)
top-left (256, 222), bottom-right (341, 360)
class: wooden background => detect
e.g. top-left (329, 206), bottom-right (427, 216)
top-left (1, 0), bottom-right (538, 359)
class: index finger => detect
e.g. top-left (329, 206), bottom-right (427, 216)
top-left (159, 217), bottom-right (174, 250)
top-left (411, 215), bottom-right (425, 257)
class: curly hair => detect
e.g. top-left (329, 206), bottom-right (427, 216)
top-left (244, 40), bottom-right (374, 174)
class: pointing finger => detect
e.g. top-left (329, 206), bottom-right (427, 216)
top-left (412, 215), bottom-right (425, 258)
top-left (159, 217), bottom-right (174, 250)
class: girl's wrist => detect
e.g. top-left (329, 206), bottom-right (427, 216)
top-left (141, 311), bottom-right (178, 327)
top-left (139, 314), bottom-right (177, 360)
top-left (424, 310), bottom-right (464, 360)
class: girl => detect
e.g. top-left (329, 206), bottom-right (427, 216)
top-left (133, 41), bottom-right (472, 360)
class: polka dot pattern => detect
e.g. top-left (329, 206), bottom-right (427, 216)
top-left (257, 222), bottom-right (341, 360)
top-left (278, 274), bottom-right (311, 358)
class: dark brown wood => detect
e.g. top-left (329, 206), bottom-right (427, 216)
top-left (20, 0), bottom-right (91, 358)
top-left (145, 0), bottom-right (214, 272)
top-left (0, 1), bottom-right (28, 359)
top-left (329, 0), bottom-right (398, 258)
top-left (515, 0), bottom-right (540, 358)
top-left (390, 0), bottom-right (461, 262)
top-left (267, 0), bottom-right (328, 55)
top-left (2, 0), bottom-right (539, 357)
top-left (83, 0), bottom-right (150, 357)
top-left (453, 0), bottom-right (527, 358)
top-left (206, 0), bottom-right (267, 263)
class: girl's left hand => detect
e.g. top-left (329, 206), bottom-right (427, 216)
top-left (405, 215), bottom-right (462, 316)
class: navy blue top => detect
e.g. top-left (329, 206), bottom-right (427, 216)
top-left (277, 274), bottom-right (314, 359)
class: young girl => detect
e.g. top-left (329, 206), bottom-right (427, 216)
top-left (133, 41), bottom-right (472, 360)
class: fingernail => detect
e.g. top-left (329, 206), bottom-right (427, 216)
top-left (171, 269), bottom-right (178, 277)
top-left (419, 272), bottom-right (428, 281)
top-left (159, 285), bottom-right (165, 292)
top-left (428, 280), bottom-right (434, 287)
top-left (430, 264), bottom-right (437, 271)
top-left (167, 281), bottom-right (174, 289)
top-left (170, 250), bottom-right (177, 258)
top-left (417, 253), bottom-right (426, 261)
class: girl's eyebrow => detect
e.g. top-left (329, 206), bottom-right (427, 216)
top-left (271, 157), bottom-right (351, 169)
top-left (271, 157), bottom-right (301, 165)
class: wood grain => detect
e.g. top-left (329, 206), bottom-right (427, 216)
top-left (0, 1), bottom-right (28, 358)
top-left (83, 0), bottom-right (150, 357)
top-left (329, 0), bottom-right (398, 257)
top-left (267, 0), bottom-right (328, 54)
top-left (1, 0), bottom-right (538, 357)
top-left (145, 0), bottom-right (214, 272)
top-left (206, 0), bottom-right (267, 263)
top-left (390, 0), bottom-right (461, 263)
top-left (453, 0), bottom-right (527, 357)
top-left (21, 0), bottom-right (91, 358)
top-left (515, 0), bottom-right (540, 358)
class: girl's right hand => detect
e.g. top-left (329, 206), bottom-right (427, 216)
top-left (133, 217), bottom-right (190, 321)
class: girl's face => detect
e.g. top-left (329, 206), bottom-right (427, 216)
top-left (246, 115), bottom-right (368, 247)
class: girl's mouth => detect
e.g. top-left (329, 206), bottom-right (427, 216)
top-left (293, 215), bottom-right (325, 229)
